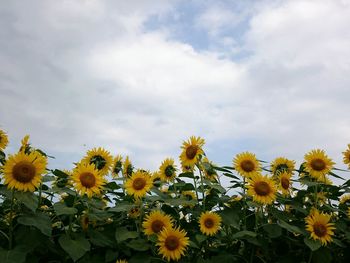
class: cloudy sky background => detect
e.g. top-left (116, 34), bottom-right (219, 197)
top-left (1, 0), bottom-right (350, 179)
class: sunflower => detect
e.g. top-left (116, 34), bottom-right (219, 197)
top-left (157, 227), bottom-right (189, 262)
top-left (304, 149), bottom-right (334, 179)
top-left (128, 207), bottom-right (141, 218)
top-left (112, 154), bottom-right (123, 178)
top-left (199, 211), bottom-right (222, 236)
top-left (271, 157), bottom-right (295, 176)
top-left (233, 152), bottom-right (261, 178)
top-left (181, 163), bottom-right (194, 173)
top-left (340, 194), bottom-right (350, 204)
top-left (305, 209), bottom-right (335, 246)
top-left (182, 190), bottom-right (196, 201)
top-left (278, 171), bottom-right (292, 196)
top-left (247, 173), bottom-right (277, 205)
top-left (347, 207), bottom-right (350, 219)
top-left (72, 163), bottom-right (105, 198)
top-left (179, 136), bottom-right (205, 167)
top-left (80, 213), bottom-right (90, 231)
top-left (201, 157), bottom-right (218, 181)
top-left (19, 134), bottom-right (30, 153)
top-left (317, 175), bottom-right (333, 185)
top-left (159, 158), bottom-right (177, 182)
top-left (116, 260), bottom-right (127, 263)
top-left (81, 147), bottom-right (113, 176)
top-left (343, 144), bottom-right (350, 169)
top-left (0, 129), bottom-right (9, 150)
top-left (3, 151), bottom-right (47, 192)
top-left (143, 210), bottom-right (173, 236)
top-left (122, 156), bottom-right (133, 177)
top-left (124, 170), bottom-right (153, 199)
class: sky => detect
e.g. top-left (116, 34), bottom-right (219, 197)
top-left (1, 0), bottom-right (350, 179)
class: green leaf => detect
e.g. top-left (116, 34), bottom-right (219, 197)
top-left (14, 191), bottom-right (38, 212)
top-left (304, 238), bottom-right (321, 251)
top-left (115, 227), bottom-right (138, 243)
top-left (58, 235), bottom-right (90, 262)
top-left (263, 224), bottom-right (282, 238)
top-left (109, 203), bottom-right (135, 212)
top-left (17, 213), bottom-right (52, 236)
top-left (53, 202), bottom-right (77, 216)
top-left (126, 239), bottom-right (150, 251)
top-left (231, 231), bottom-right (257, 239)
top-left (278, 220), bottom-right (304, 235)
top-left (89, 230), bottom-right (114, 247)
top-left (195, 234), bottom-right (207, 243)
top-left (220, 208), bottom-right (240, 229)
top-left (129, 253), bottom-right (151, 263)
top-left (0, 246), bottom-right (27, 263)
top-left (312, 247), bottom-right (332, 263)
top-left (178, 172), bottom-right (194, 178)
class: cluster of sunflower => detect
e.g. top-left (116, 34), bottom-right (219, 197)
top-left (1, 128), bottom-right (350, 263)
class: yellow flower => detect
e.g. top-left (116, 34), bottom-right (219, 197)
top-left (81, 213), bottom-right (90, 231)
top-left (72, 163), bottom-right (105, 198)
top-left (0, 129), bottom-right (9, 150)
top-left (128, 207), bottom-right (140, 218)
top-left (142, 210), bottom-right (173, 236)
top-left (3, 151), bottom-right (47, 192)
top-left (270, 157), bottom-right (295, 176)
top-left (112, 154), bottom-right (123, 178)
top-left (304, 149), bottom-right (334, 180)
top-left (81, 147), bottom-right (113, 176)
top-left (20, 134), bottom-right (30, 152)
top-left (199, 211), bottom-right (222, 236)
top-left (247, 174), bottom-right (277, 205)
top-left (316, 192), bottom-right (328, 205)
top-left (116, 260), bottom-right (127, 263)
top-left (343, 144), bottom-right (350, 169)
top-left (124, 170), bottom-right (153, 199)
top-left (278, 171), bottom-right (292, 196)
top-left (157, 227), bottom-right (189, 262)
top-left (201, 157), bottom-right (218, 181)
top-left (340, 194), bottom-right (350, 204)
top-left (179, 136), bottom-right (205, 167)
top-left (347, 207), bottom-right (350, 219)
top-left (122, 156), bottom-right (133, 177)
top-left (181, 163), bottom-right (194, 173)
top-left (182, 190), bottom-right (196, 201)
top-left (159, 158), bottom-right (177, 182)
top-left (233, 152), bottom-right (261, 178)
top-left (305, 209), bottom-right (335, 246)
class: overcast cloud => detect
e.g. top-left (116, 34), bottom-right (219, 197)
top-left (1, 0), bottom-right (349, 177)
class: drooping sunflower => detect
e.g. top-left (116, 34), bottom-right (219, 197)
top-left (304, 149), bottom-right (334, 179)
top-left (157, 227), bottom-right (189, 262)
top-left (201, 157), bottom-right (218, 181)
top-left (342, 144), bottom-right (350, 169)
top-left (124, 170), bottom-right (153, 199)
top-left (199, 211), bottom-right (222, 236)
top-left (278, 171), bottom-right (292, 196)
top-left (111, 154), bottom-right (123, 178)
top-left (271, 157), bottom-right (295, 176)
top-left (247, 173), bottom-right (277, 205)
top-left (233, 152), bottom-right (261, 178)
top-left (179, 136), bottom-right (205, 167)
top-left (0, 129), bottom-right (9, 150)
top-left (305, 209), bottom-right (335, 246)
top-left (142, 210), bottom-right (173, 236)
top-left (159, 158), bottom-right (177, 182)
top-left (72, 163), bottom-right (105, 198)
top-left (81, 147), bottom-right (113, 176)
top-left (122, 156), bottom-right (133, 177)
top-left (3, 151), bottom-right (47, 192)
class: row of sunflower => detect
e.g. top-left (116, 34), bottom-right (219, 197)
top-left (1, 129), bottom-right (350, 263)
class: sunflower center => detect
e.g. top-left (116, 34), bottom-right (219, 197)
top-left (186, 145), bottom-right (198, 160)
top-left (79, 172), bottom-right (96, 188)
top-left (165, 165), bottom-right (175, 177)
top-left (132, 177), bottom-right (146, 190)
top-left (164, 235), bottom-right (180, 251)
top-left (13, 161), bottom-right (36, 183)
top-left (281, 177), bottom-right (290, 190)
top-left (90, 155), bottom-right (106, 170)
top-left (126, 164), bottom-right (133, 176)
top-left (151, 219), bottom-right (165, 233)
top-left (204, 218), bottom-right (214, 229)
top-left (310, 159), bottom-right (326, 171)
top-left (276, 164), bottom-right (289, 172)
top-left (241, 160), bottom-right (255, 172)
top-left (254, 181), bottom-right (271, 196)
top-left (313, 222), bottom-right (327, 237)
top-left (114, 161), bottom-right (122, 174)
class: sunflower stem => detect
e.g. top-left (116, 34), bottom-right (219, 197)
top-left (193, 174), bottom-right (200, 207)
top-left (243, 177), bottom-right (247, 230)
top-left (8, 188), bottom-right (15, 250)
top-left (307, 251), bottom-right (313, 263)
top-left (37, 182), bottom-right (43, 209)
top-left (68, 194), bottom-right (78, 238)
top-left (198, 164), bottom-right (206, 210)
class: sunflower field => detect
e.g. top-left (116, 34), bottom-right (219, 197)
top-left (1, 129), bottom-right (350, 263)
